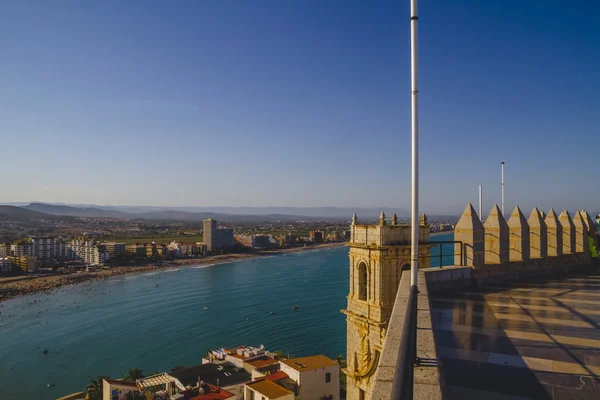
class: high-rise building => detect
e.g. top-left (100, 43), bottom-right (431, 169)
top-left (103, 242), bottom-right (126, 258)
top-left (203, 219), bottom-right (234, 252)
top-left (310, 230), bottom-right (324, 244)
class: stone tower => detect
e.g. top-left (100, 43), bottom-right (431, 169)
top-left (343, 216), bottom-right (431, 400)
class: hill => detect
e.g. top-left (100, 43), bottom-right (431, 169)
top-left (0, 205), bottom-right (72, 222)
top-left (23, 203), bottom-right (130, 219)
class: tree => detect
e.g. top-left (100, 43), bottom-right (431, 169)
top-left (85, 375), bottom-right (109, 400)
top-left (124, 368), bottom-right (145, 382)
top-left (334, 354), bottom-right (347, 398)
top-left (170, 365), bottom-right (185, 371)
top-left (273, 350), bottom-right (285, 359)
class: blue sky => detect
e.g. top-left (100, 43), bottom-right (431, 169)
top-left (1, 0), bottom-right (599, 215)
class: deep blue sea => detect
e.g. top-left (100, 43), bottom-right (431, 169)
top-left (0, 233), bottom-right (452, 399)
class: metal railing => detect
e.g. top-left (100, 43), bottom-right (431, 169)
top-left (390, 284), bottom-right (418, 400)
top-left (423, 240), bottom-right (464, 268)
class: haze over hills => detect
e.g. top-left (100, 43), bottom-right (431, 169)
top-left (8, 202), bottom-right (415, 220)
top-left (0, 205), bottom-right (77, 223)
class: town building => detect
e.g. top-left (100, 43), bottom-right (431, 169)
top-left (251, 235), bottom-right (272, 250)
top-left (309, 230), bottom-right (324, 244)
top-left (278, 233), bottom-right (296, 247)
top-left (102, 378), bottom-right (142, 400)
top-left (244, 379), bottom-right (294, 400)
top-left (70, 239), bottom-right (110, 266)
top-left (126, 244), bottom-right (147, 257)
top-left (203, 219), bottom-right (234, 252)
top-left (8, 256), bottom-right (38, 273)
top-left (10, 242), bottom-right (35, 257)
top-left (0, 243), bottom-right (9, 257)
top-left (0, 258), bottom-right (13, 275)
top-left (103, 242), bottom-right (126, 258)
top-left (280, 355), bottom-right (340, 400)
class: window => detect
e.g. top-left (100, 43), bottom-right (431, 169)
top-left (249, 390), bottom-right (255, 400)
top-left (358, 262), bottom-right (367, 300)
top-left (326, 372), bottom-right (331, 383)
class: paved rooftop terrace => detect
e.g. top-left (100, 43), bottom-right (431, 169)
top-left (431, 266), bottom-right (600, 399)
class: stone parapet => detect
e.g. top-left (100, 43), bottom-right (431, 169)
top-left (559, 210), bottom-right (576, 254)
top-left (454, 203), bottom-right (484, 268)
top-left (545, 209), bottom-right (563, 257)
top-left (484, 204), bottom-right (510, 264)
top-left (508, 206), bottom-right (530, 262)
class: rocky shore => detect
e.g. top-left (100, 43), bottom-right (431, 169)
top-left (0, 242), bottom-right (345, 302)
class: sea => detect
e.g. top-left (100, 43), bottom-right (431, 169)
top-left (0, 233), bottom-right (452, 399)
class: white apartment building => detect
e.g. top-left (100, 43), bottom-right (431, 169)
top-left (279, 355), bottom-right (340, 400)
top-left (70, 239), bottom-right (109, 266)
top-left (10, 243), bottom-right (35, 257)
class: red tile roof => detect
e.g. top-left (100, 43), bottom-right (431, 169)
top-left (189, 384), bottom-right (234, 400)
top-left (265, 371), bottom-right (288, 382)
top-left (246, 358), bottom-right (277, 368)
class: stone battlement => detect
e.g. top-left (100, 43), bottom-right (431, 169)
top-left (349, 211), bottom-right (429, 247)
top-left (454, 203), bottom-right (595, 271)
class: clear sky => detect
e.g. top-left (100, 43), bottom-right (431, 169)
top-left (1, 0), bottom-right (599, 215)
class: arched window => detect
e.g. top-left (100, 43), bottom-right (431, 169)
top-left (396, 264), bottom-right (411, 288)
top-left (358, 262), bottom-right (368, 300)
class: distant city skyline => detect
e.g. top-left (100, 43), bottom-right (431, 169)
top-left (1, 1), bottom-right (599, 215)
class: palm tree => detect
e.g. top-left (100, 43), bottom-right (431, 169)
top-left (124, 368), bottom-right (145, 382)
top-left (334, 355), bottom-right (347, 397)
top-left (85, 375), bottom-right (109, 400)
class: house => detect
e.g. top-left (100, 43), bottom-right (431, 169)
top-left (169, 362), bottom-right (252, 400)
top-left (244, 379), bottom-right (294, 400)
top-left (189, 383), bottom-right (235, 400)
top-left (279, 355), bottom-right (340, 400)
top-left (102, 378), bottom-right (143, 400)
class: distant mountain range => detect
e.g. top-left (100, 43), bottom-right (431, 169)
top-left (0, 202), bottom-right (460, 222)
top-left (2, 202), bottom-right (414, 220)
top-left (0, 205), bottom-right (77, 223)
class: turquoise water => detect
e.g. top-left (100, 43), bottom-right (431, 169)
top-left (0, 234), bottom-right (452, 400)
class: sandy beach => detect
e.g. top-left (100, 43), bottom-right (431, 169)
top-left (0, 242), bottom-right (345, 302)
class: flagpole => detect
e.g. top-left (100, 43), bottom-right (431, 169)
top-left (410, 0), bottom-right (419, 287)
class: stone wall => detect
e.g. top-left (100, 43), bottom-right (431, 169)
top-left (450, 203), bottom-right (594, 285)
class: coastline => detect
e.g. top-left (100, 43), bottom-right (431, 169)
top-left (0, 242), bottom-right (346, 303)
top-left (429, 230), bottom-right (454, 237)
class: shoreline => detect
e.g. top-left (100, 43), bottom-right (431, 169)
top-left (0, 242), bottom-right (346, 303)
top-left (429, 230), bottom-right (454, 237)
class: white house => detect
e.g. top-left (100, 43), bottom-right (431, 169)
top-left (102, 379), bottom-right (142, 400)
top-left (279, 355), bottom-right (340, 400)
top-left (245, 379), bottom-right (294, 400)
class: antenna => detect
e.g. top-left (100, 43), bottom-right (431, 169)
top-left (478, 185), bottom-right (483, 221)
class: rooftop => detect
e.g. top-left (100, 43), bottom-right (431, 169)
top-left (246, 379), bottom-right (294, 399)
top-left (245, 357), bottom-right (277, 369)
top-left (263, 371), bottom-right (289, 382)
top-left (103, 378), bottom-right (138, 388)
top-left (189, 383), bottom-right (234, 400)
top-left (170, 362), bottom-right (252, 388)
top-left (280, 355), bottom-right (338, 372)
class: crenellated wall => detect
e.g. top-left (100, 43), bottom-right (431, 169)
top-left (453, 203), bottom-right (592, 278)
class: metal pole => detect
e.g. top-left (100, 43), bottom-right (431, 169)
top-left (501, 162), bottom-right (505, 217)
top-left (478, 185), bottom-right (483, 221)
top-left (410, 0), bottom-right (419, 287)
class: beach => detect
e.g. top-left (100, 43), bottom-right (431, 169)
top-left (0, 242), bottom-right (345, 302)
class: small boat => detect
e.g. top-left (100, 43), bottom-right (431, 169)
top-left (204, 306), bottom-right (210, 310)
top-left (292, 305), bottom-right (299, 310)
top-left (43, 349), bottom-right (49, 355)
top-left (47, 382), bottom-right (55, 388)
top-left (270, 311), bottom-right (276, 315)
top-left (154, 284), bottom-right (159, 288)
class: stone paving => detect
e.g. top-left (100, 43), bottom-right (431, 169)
top-left (430, 267), bottom-right (600, 399)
